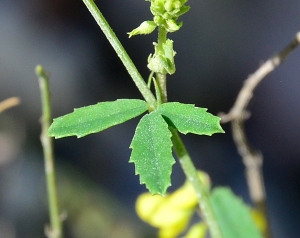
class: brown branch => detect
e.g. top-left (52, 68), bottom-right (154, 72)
top-left (220, 32), bottom-right (300, 238)
top-left (221, 32), bottom-right (300, 123)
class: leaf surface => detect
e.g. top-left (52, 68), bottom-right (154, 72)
top-left (157, 102), bottom-right (224, 135)
top-left (129, 111), bottom-right (174, 195)
top-left (211, 187), bottom-right (263, 238)
top-left (49, 99), bottom-right (148, 138)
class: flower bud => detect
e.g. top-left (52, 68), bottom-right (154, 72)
top-left (128, 21), bottom-right (157, 38)
top-left (166, 19), bottom-right (181, 32)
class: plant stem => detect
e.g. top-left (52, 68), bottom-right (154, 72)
top-left (156, 23), bottom-right (223, 238)
top-left (82, 2), bottom-right (223, 236)
top-left (156, 26), bottom-right (168, 103)
top-left (156, 73), bottom-right (167, 103)
top-left (170, 129), bottom-right (223, 238)
top-left (157, 26), bottom-right (167, 49)
top-left (82, 0), bottom-right (156, 110)
top-left (36, 65), bottom-right (63, 238)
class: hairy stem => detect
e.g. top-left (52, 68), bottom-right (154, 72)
top-left (156, 26), bottom-right (168, 103)
top-left (36, 65), bottom-right (63, 238)
top-left (171, 128), bottom-right (223, 238)
top-left (82, 0), bottom-right (156, 110)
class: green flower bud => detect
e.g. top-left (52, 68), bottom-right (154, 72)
top-left (162, 12), bottom-right (172, 20)
top-left (150, 0), bottom-right (165, 15)
top-left (174, 5), bottom-right (190, 17)
top-left (128, 21), bottom-right (157, 38)
top-left (164, 0), bottom-right (174, 12)
top-left (173, 1), bottom-right (182, 9)
top-left (148, 54), bottom-right (167, 74)
top-left (166, 19), bottom-right (181, 32)
top-left (147, 39), bottom-right (176, 74)
top-left (153, 15), bottom-right (164, 26)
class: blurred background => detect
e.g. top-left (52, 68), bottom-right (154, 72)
top-left (0, 0), bottom-right (299, 237)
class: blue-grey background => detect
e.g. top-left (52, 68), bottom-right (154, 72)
top-left (0, 0), bottom-right (299, 237)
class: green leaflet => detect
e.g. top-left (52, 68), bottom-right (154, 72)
top-left (129, 111), bottom-right (174, 195)
top-left (49, 99), bottom-right (223, 196)
top-left (157, 102), bottom-right (224, 135)
top-left (48, 99), bottom-right (148, 138)
top-left (211, 187), bottom-right (263, 238)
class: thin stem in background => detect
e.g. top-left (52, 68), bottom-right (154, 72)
top-left (221, 32), bottom-right (300, 123)
top-left (0, 97), bottom-right (20, 113)
top-left (82, 0), bottom-right (156, 111)
top-left (220, 32), bottom-right (300, 238)
top-left (36, 65), bottom-right (63, 238)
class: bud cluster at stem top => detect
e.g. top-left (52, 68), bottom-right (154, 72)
top-left (128, 0), bottom-right (190, 75)
top-left (150, 0), bottom-right (190, 32)
top-left (128, 0), bottom-right (190, 37)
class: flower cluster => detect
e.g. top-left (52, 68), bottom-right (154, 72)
top-left (128, 0), bottom-right (190, 37)
top-left (136, 171), bottom-right (209, 237)
top-left (150, 0), bottom-right (190, 32)
top-left (128, 1), bottom-right (189, 75)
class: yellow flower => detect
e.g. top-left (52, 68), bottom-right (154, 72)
top-left (136, 171), bottom-right (210, 237)
top-left (185, 223), bottom-right (207, 238)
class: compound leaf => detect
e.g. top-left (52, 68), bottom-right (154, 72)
top-left (49, 99), bottom-right (148, 138)
top-left (129, 111), bottom-right (174, 195)
top-left (157, 102), bottom-right (224, 135)
top-left (211, 187), bottom-right (263, 238)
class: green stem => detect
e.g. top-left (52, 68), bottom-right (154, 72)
top-left (82, 0), bottom-right (156, 110)
top-left (156, 73), bottom-right (167, 103)
top-left (36, 65), bottom-right (63, 238)
top-left (156, 24), bottom-right (222, 238)
top-left (170, 128), bottom-right (223, 238)
top-left (157, 26), bottom-right (167, 49)
top-left (156, 26), bottom-right (168, 103)
top-left (82, 2), bottom-right (222, 237)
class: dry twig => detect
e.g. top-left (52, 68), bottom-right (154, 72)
top-left (0, 97), bottom-right (20, 113)
top-left (220, 32), bottom-right (300, 238)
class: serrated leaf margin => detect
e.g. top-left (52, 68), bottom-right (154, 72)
top-left (49, 99), bottom-right (148, 138)
top-left (129, 111), bottom-right (175, 195)
top-left (157, 102), bottom-right (224, 136)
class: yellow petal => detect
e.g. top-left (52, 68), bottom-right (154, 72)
top-left (251, 209), bottom-right (267, 233)
top-left (185, 222), bottom-right (207, 238)
top-left (158, 215), bottom-right (190, 238)
top-left (167, 181), bottom-right (197, 209)
top-left (136, 193), bottom-right (166, 223)
top-left (151, 206), bottom-right (193, 227)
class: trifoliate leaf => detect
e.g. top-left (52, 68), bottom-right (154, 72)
top-left (129, 111), bottom-right (175, 195)
top-left (211, 187), bottom-right (263, 238)
top-left (49, 99), bottom-right (148, 138)
top-left (157, 102), bottom-right (224, 135)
